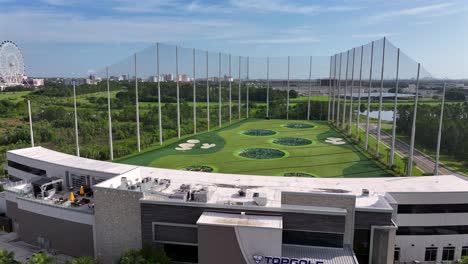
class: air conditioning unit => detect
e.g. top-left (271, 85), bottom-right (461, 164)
top-left (253, 193), bottom-right (267, 206)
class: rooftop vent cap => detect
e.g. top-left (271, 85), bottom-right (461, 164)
top-left (362, 189), bottom-right (370, 196)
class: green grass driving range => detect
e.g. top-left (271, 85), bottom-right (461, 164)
top-left (117, 119), bottom-right (390, 178)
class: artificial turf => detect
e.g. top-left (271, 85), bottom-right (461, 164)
top-left (116, 119), bottom-right (391, 178)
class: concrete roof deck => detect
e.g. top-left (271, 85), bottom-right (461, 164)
top-left (8, 147), bottom-right (136, 175)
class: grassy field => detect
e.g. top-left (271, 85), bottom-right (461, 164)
top-left (0, 91), bottom-right (30, 102)
top-left (117, 119), bottom-right (391, 178)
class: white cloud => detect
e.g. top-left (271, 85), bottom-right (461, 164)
top-left (0, 10), bottom-right (247, 44)
top-left (229, 0), bottom-right (361, 14)
top-left (369, 3), bottom-right (455, 20)
top-left (233, 36), bottom-right (320, 44)
top-left (351, 33), bottom-right (396, 39)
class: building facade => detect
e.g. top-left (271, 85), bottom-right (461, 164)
top-left (2, 147), bottom-right (468, 264)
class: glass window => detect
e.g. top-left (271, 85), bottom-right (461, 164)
top-left (397, 225), bottom-right (468, 236)
top-left (283, 230), bottom-right (343, 248)
top-left (163, 244), bottom-right (198, 263)
top-left (398, 204), bottom-right (468, 214)
top-left (7, 160), bottom-right (46, 176)
top-left (462, 246), bottom-right (468, 257)
top-left (425, 247), bottom-right (437, 261)
top-left (442, 247), bottom-right (455, 261)
top-left (394, 247), bottom-right (400, 261)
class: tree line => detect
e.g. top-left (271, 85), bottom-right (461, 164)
top-left (396, 102), bottom-right (468, 162)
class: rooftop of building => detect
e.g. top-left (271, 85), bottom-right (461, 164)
top-left (8, 147), bottom-right (136, 175)
top-left (7, 147), bottom-right (468, 212)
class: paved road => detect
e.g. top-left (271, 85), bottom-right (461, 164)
top-left (360, 124), bottom-right (461, 176)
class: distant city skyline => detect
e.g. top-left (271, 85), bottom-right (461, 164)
top-left (0, 0), bottom-right (467, 79)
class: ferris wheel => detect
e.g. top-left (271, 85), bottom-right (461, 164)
top-left (0, 40), bottom-right (25, 86)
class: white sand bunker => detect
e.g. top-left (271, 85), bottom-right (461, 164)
top-left (175, 140), bottom-right (197, 151)
top-left (175, 138), bottom-right (215, 150)
top-left (175, 143), bottom-right (195, 151)
top-left (201, 143), bottom-right (216, 149)
top-left (325, 137), bottom-right (346, 145)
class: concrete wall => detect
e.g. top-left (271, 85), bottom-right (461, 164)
top-left (281, 191), bottom-right (356, 245)
top-left (370, 227), bottom-right (396, 264)
top-left (0, 192), bottom-right (6, 213)
top-left (397, 213), bottom-right (468, 226)
top-left (396, 234), bottom-right (468, 263)
top-left (198, 225), bottom-right (247, 264)
top-left (235, 225), bottom-right (283, 263)
top-left (390, 192), bottom-right (468, 205)
top-left (197, 224), bottom-right (282, 264)
top-left (6, 201), bottom-right (94, 257)
top-left (94, 187), bottom-right (143, 264)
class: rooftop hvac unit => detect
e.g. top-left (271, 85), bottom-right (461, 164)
top-left (362, 189), bottom-right (370, 196)
top-left (118, 177), bottom-right (131, 190)
top-left (169, 190), bottom-right (189, 201)
top-left (192, 187), bottom-right (211, 203)
top-left (253, 193), bottom-right (267, 206)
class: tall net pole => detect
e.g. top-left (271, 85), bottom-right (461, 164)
top-left (206, 51), bottom-right (210, 131)
top-left (157, 43), bottom-right (163, 145)
top-left (364, 41), bottom-right (374, 151)
top-left (106, 67), bottom-right (113, 160)
top-left (193, 48), bottom-right (197, 134)
top-left (73, 80), bottom-right (80, 157)
top-left (28, 100), bottom-right (34, 147)
top-left (176, 46), bottom-right (181, 138)
top-left (286, 56), bottom-right (290, 120)
top-left (229, 54), bottom-right (232, 123)
top-left (135, 53), bottom-right (141, 152)
top-left (348, 48), bottom-right (355, 135)
top-left (407, 63), bottom-right (421, 176)
top-left (342, 50), bottom-right (350, 130)
top-left (337, 53), bottom-right (342, 126)
top-left (332, 55), bottom-right (337, 122)
top-left (266, 56), bottom-right (270, 118)
top-left (356, 46), bottom-right (364, 141)
top-left (375, 37), bottom-right (386, 158)
top-left (327, 56), bottom-right (332, 121)
top-left (218, 52), bottom-right (222, 128)
top-left (390, 48), bottom-right (400, 166)
top-left (434, 83), bottom-right (446, 175)
top-left (307, 56), bottom-right (312, 120)
top-left (246, 56), bottom-right (250, 118)
top-left (238, 56), bottom-right (241, 120)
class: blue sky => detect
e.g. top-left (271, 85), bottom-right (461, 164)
top-left (1, 0), bottom-right (467, 78)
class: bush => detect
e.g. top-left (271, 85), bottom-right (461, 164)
top-left (119, 245), bottom-right (170, 264)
